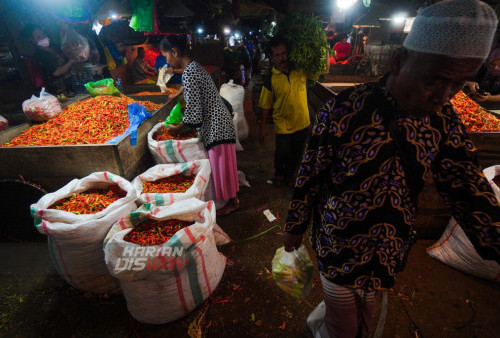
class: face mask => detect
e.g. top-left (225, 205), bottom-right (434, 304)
top-left (37, 37), bottom-right (50, 47)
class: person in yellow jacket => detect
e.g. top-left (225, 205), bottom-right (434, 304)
top-left (259, 35), bottom-right (312, 187)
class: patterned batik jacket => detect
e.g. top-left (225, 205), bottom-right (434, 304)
top-left (285, 77), bottom-right (500, 290)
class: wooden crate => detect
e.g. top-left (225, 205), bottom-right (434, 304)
top-left (0, 97), bottom-right (176, 191)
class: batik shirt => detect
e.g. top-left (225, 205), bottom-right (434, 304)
top-left (285, 77), bottom-right (500, 290)
top-left (182, 61), bottom-right (236, 150)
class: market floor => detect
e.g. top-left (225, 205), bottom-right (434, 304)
top-left (1, 81), bottom-right (500, 337)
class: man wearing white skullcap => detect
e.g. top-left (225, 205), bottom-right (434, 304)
top-left (283, 0), bottom-right (500, 337)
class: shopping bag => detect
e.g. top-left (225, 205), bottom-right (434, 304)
top-left (61, 26), bottom-right (90, 62)
top-left (85, 78), bottom-right (121, 96)
top-left (22, 87), bottom-right (62, 122)
top-left (272, 245), bottom-right (314, 298)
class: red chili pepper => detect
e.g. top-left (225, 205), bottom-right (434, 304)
top-left (50, 184), bottom-right (126, 214)
top-left (142, 174), bottom-right (195, 193)
top-left (154, 126), bottom-right (198, 141)
top-left (450, 91), bottom-right (500, 132)
top-left (123, 219), bottom-right (193, 246)
top-left (2, 96), bottom-right (161, 147)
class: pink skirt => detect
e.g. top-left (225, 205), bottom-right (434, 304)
top-left (208, 143), bottom-right (239, 202)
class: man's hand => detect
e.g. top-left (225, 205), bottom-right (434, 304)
top-left (284, 232), bottom-right (303, 252)
top-left (465, 81), bottom-right (480, 95)
top-left (476, 92), bottom-right (491, 102)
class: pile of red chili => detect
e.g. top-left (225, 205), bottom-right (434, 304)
top-left (142, 174), bottom-right (195, 193)
top-left (3, 96), bottom-right (161, 147)
top-left (50, 185), bottom-right (126, 214)
top-left (134, 88), bottom-right (178, 96)
top-left (155, 126), bottom-right (198, 141)
top-left (124, 219), bottom-right (193, 246)
top-left (451, 90), bottom-right (500, 132)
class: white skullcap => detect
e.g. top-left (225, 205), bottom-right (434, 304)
top-left (403, 0), bottom-right (498, 59)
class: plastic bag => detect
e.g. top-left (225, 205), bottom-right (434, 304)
top-left (272, 245), bottom-right (314, 298)
top-left (157, 65), bottom-right (173, 93)
top-left (164, 101), bottom-right (183, 126)
top-left (0, 115), bottom-right (8, 131)
top-left (85, 78), bottom-right (121, 96)
top-left (108, 103), bottom-right (152, 145)
top-left (61, 27), bottom-right (89, 62)
top-left (22, 87), bottom-right (62, 122)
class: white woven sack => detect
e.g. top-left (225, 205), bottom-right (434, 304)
top-left (104, 198), bottom-right (230, 324)
top-left (426, 165), bottom-right (500, 282)
top-left (426, 217), bottom-right (500, 281)
top-left (220, 81), bottom-right (245, 115)
top-left (31, 172), bottom-right (138, 293)
top-left (132, 160), bottom-right (211, 205)
top-left (233, 111), bottom-right (249, 141)
top-left (148, 122), bottom-right (208, 164)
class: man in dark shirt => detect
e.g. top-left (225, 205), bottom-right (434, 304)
top-left (284, 1), bottom-right (500, 336)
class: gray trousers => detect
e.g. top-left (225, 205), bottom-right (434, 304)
top-left (320, 275), bottom-right (377, 338)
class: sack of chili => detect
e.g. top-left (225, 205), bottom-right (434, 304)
top-left (30, 171), bottom-right (138, 294)
top-left (61, 27), bottom-right (90, 62)
top-left (22, 87), bottom-right (62, 122)
top-left (148, 122), bottom-right (208, 164)
top-left (426, 165), bottom-right (500, 282)
top-left (103, 198), bottom-right (230, 324)
top-left (132, 160), bottom-right (211, 206)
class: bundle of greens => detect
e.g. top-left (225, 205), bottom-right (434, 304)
top-left (272, 14), bottom-right (328, 81)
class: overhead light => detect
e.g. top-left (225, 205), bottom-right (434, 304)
top-left (234, 32), bottom-right (241, 39)
top-left (337, 0), bottom-right (357, 9)
top-left (392, 12), bottom-right (408, 24)
top-left (111, 13), bottom-right (118, 19)
top-left (224, 27), bottom-right (231, 35)
top-left (249, 31), bottom-right (253, 35)
top-left (197, 27), bottom-right (204, 34)
top-left (94, 0), bottom-right (132, 20)
top-left (271, 21), bottom-right (276, 26)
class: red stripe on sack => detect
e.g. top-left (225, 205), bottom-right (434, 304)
top-left (104, 172), bottom-right (109, 181)
top-left (426, 221), bottom-right (460, 252)
top-left (191, 161), bottom-right (199, 176)
top-left (173, 262), bottom-right (190, 314)
top-left (119, 218), bottom-right (127, 230)
top-left (145, 194), bottom-right (150, 203)
top-left (39, 209), bottom-right (44, 217)
top-left (51, 231), bottom-right (77, 286)
top-left (207, 201), bottom-right (212, 211)
top-left (157, 143), bottom-right (169, 163)
top-left (170, 193), bottom-right (174, 204)
top-left (199, 175), bottom-right (207, 183)
top-left (185, 228), bottom-right (212, 294)
top-left (213, 228), bottom-right (231, 241)
top-left (177, 141), bottom-right (187, 162)
top-left (42, 220), bottom-right (49, 236)
top-left (198, 211), bottom-right (203, 219)
top-left (174, 163), bottom-right (180, 175)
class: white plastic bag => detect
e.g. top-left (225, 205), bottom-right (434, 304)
top-left (0, 114), bottom-right (8, 131)
top-left (132, 160), bottom-right (211, 205)
top-left (233, 111), bottom-right (249, 141)
top-left (272, 245), bottom-right (314, 298)
top-left (104, 198), bottom-right (230, 324)
top-left (61, 27), bottom-right (90, 62)
top-left (426, 165), bottom-right (500, 282)
top-left (157, 65), bottom-right (173, 93)
top-left (22, 87), bottom-right (62, 122)
top-left (31, 171), bottom-right (138, 293)
top-left (148, 122), bottom-right (208, 164)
